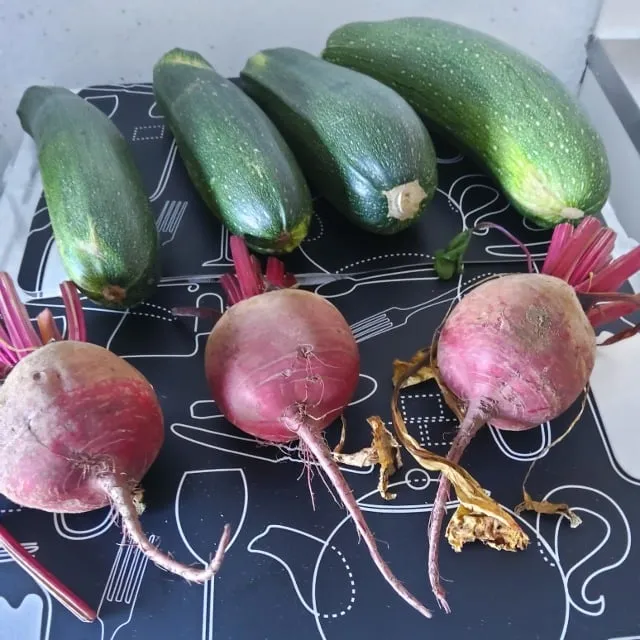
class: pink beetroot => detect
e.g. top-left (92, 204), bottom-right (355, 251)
top-left (200, 235), bottom-right (433, 620)
top-left (412, 216), bottom-right (640, 613)
top-left (0, 275), bottom-right (231, 620)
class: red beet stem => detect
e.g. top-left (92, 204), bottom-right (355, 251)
top-left (171, 307), bottom-right (223, 322)
top-left (541, 222), bottom-right (574, 275)
top-left (576, 290), bottom-right (640, 327)
top-left (547, 217), bottom-right (602, 283)
top-left (0, 272), bottom-right (42, 356)
top-left (100, 473), bottom-right (232, 582)
top-left (0, 323), bottom-right (19, 368)
top-left (601, 322), bottom-right (640, 345)
top-left (220, 274), bottom-right (244, 306)
top-left (229, 236), bottom-right (263, 301)
top-left (284, 415), bottom-right (433, 620)
top-left (0, 523), bottom-right (97, 622)
top-left (427, 403), bottom-right (490, 613)
top-left (565, 228), bottom-right (616, 286)
top-left (36, 309), bottom-right (63, 344)
top-left (265, 256), bottom-right (287, 288)
top-left (474, 222), bottom-right (535, 274)
top-left (578, 245), bottom-right (640, 293)
top-left (224, 235), bottom-right (298, 305)
top-left (587, 301), bottom-right (640, 327)
top-left (60, 281), bottom-right (87, 342)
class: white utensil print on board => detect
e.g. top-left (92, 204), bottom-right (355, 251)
top-left (345, 271), bottom-right (487, 343)
top-left (312, 266), bottom-right (438, 301)
top-left (0, 594), bottom-right (48, 640)
top-left (53, 507), bottom-right (117, 541)
top-left (248, 525), bottom-right (357, 620)
top-left (0, 540), bottom-right (52, 640)
top-left (156, 200), bottom-right (187, 246)
top-left (96, 533), bottom-right (158, 640)
top-left (175, 468), bottom-right (248, 640)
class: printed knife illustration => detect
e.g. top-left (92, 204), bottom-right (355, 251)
top-left (160, 261), bottom-right (437, 287)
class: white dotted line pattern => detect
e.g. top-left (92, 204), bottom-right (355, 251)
top-left (132, 124), bottom-right (165, 141)
top-left (119, 301), bottom-right (174, 323)
top-left (446, 198), bottom-right (458, 216)
top-left (304, 214), bottom-right (325, 242)
top-left (128, 311), bottom-right (173, 322)
top-left (336, 252), bottom-right (433, 273)
top-left (536, 540), bottom-right (556, 567)
top-left (400, 392), bottom-right (456, 448)
top-left (0, 508), bottom-right (22, 514)
top-left (406, 415), bottom-right (455, 424)
top-left (321, 545), bottom-right (356, 618)
top-left (140, 301), bottom-right (170, 312)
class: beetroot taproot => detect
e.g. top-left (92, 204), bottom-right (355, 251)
top-left (197, 236), bottom-right (432, 619)
top-left (0, 274), bottom-right (231, 619)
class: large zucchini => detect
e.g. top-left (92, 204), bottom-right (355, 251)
top-left (239, 47), bottom-right (437, 235)
top-left (322, 17), bottom-right (611, 228)
top-left (17, 86), bottom-right (160, 309)
top-left (152, 48), bottom-right (313, 254)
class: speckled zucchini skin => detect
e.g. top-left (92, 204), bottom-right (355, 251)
top-left (17, 86), bottom-right (160, 309)
top-left (239, 47), bottom-right (438, 235)
top-left (322, 17), bottom-right (611, 228)
top-left (152, 48), bottom-right (313, 254)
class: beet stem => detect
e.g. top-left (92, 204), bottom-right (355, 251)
top-left (100, 474), bottom-right (232, 582)
top-left (60, 281), bottom-right (87, 342)
top-left (288, 416), bottom-right (433, 619)
top-left (547, 217), bottom-right (602, 283)
top-left (474, 222), bottom-right (534, 274)
top-left (0, 523), bottom-right (97, 622)
top-left (220, 274), bottom-right (243, 306)
top-left (581, 245), bottom-right (640, 293)
top-left (427, 405), bottom-right (488, 613)
top-left (36, 308), bottom-right (63, 344)
top-left (170, 306), bottom-right (223, 321)
top-left (0, 272), bottom-right (42, 355)
top-left (0, 324), bottom-right (20, 367)
top-left (229, 236), bottom-right (263, 301)
top-left (541, 223), bottom-right (574, 275)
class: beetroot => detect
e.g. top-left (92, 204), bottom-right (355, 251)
top-left (405, 216), bottom-right (640, 613)
top-left (0, 275), bottom-right (231, 620)
top-left (437, 273), bottom-right (596, 432)
top-left (201, 236), bottom-right (432, 619)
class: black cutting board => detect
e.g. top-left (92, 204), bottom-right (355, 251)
top-left (1, 83), bottom-right (638, 640)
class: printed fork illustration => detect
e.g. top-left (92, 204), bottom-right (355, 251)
top-left (156, 200), bottom-right (187, 246)
top-left (97, 533), bottom-right (157, 640)
top-left (350, 294), bottom-right (458, 343)
top-left (349, 278), bottom-right (487, 343)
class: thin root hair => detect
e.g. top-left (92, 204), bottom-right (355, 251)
top-left (299, 437), bottom-right (342, 510)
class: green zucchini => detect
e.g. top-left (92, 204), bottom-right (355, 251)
top-left (322, 17), bottom-right (611, 228)
top-left (239, 47), bottom-right (437, 235)
top-left (152, 48), bottom-right (313, 254)
top-left (17, 86), bottom-right (160, 309)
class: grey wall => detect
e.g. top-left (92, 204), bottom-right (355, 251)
top-left (0, 0), bottom-right (603, 173)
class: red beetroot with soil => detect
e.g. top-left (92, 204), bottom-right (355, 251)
top-left (423, 217), bottom-right (640, 613)
top-left (202, 235), bottom-right (433, 620)
top-left (0, 275), bottom-right (231, 621)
